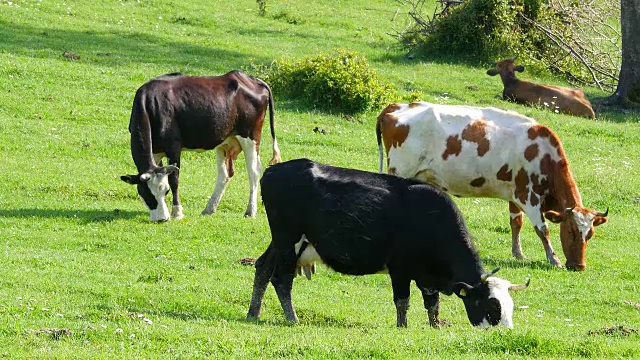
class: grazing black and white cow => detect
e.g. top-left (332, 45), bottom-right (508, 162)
top-left (247, 159), bottom-right (528, 328)
top-left (120, 71), bottom-right (281, 222)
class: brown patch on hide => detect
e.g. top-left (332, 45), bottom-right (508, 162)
top-left (529, 192), bottom-right (539, 206)
top-left (530, 173), bottom-right (548, 196)
top-left (496, 164), bottom-right (513, 182)
top-left (442, 135), bottom-right (462, 160)
top-left (470, 177), bottom-right (486, 187)
top-left (528, 125), bottom-right (560, 148)
top-left (524, 143), bottom-right (539, 161)
top-left (377, 104), bottom-right (410, 154)
top-left (514, 168), bottom-right (530, 204)
top-left (461, 120), bottom-right (490, 156)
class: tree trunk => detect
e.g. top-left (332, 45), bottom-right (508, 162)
top-left (606, 0), bottom-right (640, 106)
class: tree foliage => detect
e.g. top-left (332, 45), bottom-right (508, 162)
top-left (396, 0), bottom-right (621, 90)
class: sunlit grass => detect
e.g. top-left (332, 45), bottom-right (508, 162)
top-left (0, 0), bottom-right (638, 358)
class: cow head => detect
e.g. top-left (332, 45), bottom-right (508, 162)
top-left (486, 57), bottom-right (525, 81)
top-left (453, 267), bottom-right (529, 328)
top-left (544, 207), bottom-right (608, 271)
top-left (120, 165), bottom-right (179, 222)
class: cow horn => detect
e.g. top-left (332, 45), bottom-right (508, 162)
top-left (512, 55), bottom-right (518, 61)
top-left (481, 267), bottom-right (501, 282)
top-left (565, 207), bottom-right (575, 214)
top-left (595, 208), bottom-right (609, 217)
top-left (166, 164), bottom-right (180, 174)
top-left (508, 278), bottom-right (530, 291)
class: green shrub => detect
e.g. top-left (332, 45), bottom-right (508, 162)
top-left (247, 49), bottom-right (397, 114)
top-left (404, 0), bottom-right (579, 74)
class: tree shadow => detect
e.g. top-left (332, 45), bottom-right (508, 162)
top-left (480, 256), bottom-right (559, 271)
top-left (590, 97), bottom-right (640, 123)
top-left (375, 48), bottom-right (489, 68)
top-left (0, 208), bottom-right (142, 224)
top-left (0, 20), bottom-right (276, 73)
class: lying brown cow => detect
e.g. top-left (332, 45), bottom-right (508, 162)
top-left (487, 57), bottom-right (595, 119)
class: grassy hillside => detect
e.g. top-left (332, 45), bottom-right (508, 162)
top-left (0, 0), bottom-right (638, 358)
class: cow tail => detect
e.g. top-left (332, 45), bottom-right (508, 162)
top-left (261, 80), bottom-right (281, 165)
top-left (376, 118), bottom-right (384, 173)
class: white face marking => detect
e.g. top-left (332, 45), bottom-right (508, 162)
top-left (486, 277), bottom-right (515, 328)
top-left (146, 172), bottom-right (171, 222)
top-left (572, 210), bottom-right (595, 241)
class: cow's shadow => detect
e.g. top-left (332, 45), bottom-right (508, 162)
top-left (481, 256), bottom-right (559, 271)
top-left (0, 208), bottom-right (141, 224)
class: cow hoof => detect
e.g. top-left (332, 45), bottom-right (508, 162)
top-left (434, 319), bottom-right (451, 328)
top-left (171, 206), bottom-right (184, 220)
top-left (201, 209), bottom-right (215, 216)
top-left (550, 258), bottom-right (563, 268)
top-left (244, 212), bottom-right (256, 218)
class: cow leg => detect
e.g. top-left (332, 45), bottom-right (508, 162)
top-left (525, 210), bottom-right (562, 267)
top-left (416, 283), bottom-right (446, 328)
top-left (534, 223), bottom-right (562, 268)
top-left (389, 271), bottom-right (411, 327)
top-left (271, 245), bottom-right (299, 323)
top-left (247, 245), bottom-right (275, 320)
top-left (509, 202), bottom-right (526, 260)
top-left (237, 136), bottom-right (262, 218)
top-left (202, 147), bottom-right (230, 216)
top-left (164, 153), bottom-right (184, 220)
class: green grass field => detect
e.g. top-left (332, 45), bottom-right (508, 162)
top-left (1, 0), bottom-right (639, 358)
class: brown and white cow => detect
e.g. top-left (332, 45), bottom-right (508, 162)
top-left (487, 57), bottom-right (595, 119)
top-left (121, 71), bottom-right (281, 222)
top-left (376, 102), bottom-right (608, 270)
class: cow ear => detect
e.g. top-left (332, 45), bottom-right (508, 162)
top-left (544, 210), bottom-right (566, 223)
top-left (515, 65), bottom-right (525, 72)
top-left (453, 282), bottom-right (475, 298)
top-left (120, 173), bottom-right (151, 184)
top-left (121, 175), bottom-right (140, 184)
top-left (593, 216), bottom-right (608, 227)
top-left (486, 69), bottom-right (499, 76)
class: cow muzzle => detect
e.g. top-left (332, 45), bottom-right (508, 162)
top-left (149, 204), bottom-right (171, 222)
top-left (566, 262), bottom-right (586, 271)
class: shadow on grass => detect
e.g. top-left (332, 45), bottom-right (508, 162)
top-left (481, 257), bottom-right (559, 271)
top-left (126, 306), bottom-right (371, 329)
top-left (0, 20), bottom-right (275, 74)
top-left (239, 309), bottom-right (373, 329)
top-left (0, 208), bottom-right (142, 224)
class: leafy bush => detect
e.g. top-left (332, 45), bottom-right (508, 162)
top-left (420, 0), bottom-right (557, 61)
top-left (247, 49), bottom-right (397, 114)
top-left (398, 0), bottom-right (621, 89)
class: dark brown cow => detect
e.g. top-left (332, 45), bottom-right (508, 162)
top-left (121, 71), bottom-right (281, 222)
top-left (377, 102), bottom-right (608, 270)
top-left (487, 57), bottom-right (595, 119)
